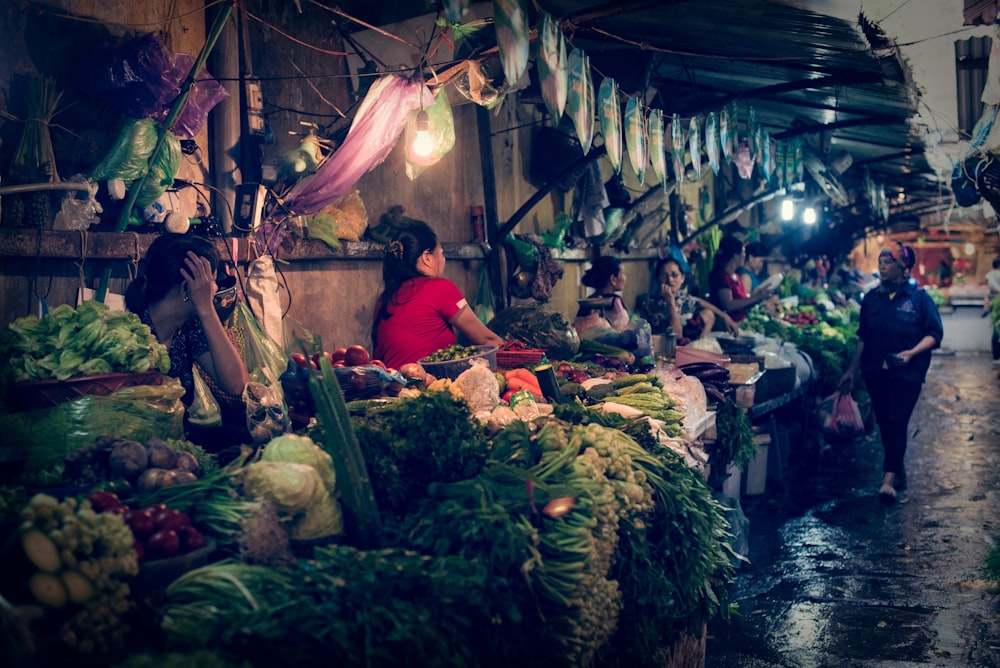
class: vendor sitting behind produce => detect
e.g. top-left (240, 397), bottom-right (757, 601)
top-left (371, 221), bottom-right (503, 370)
top-left (125, 233), bottom-right (249, 447)
top-left (737, 241), bottom-right (767, 294)
top-left (573, 256), bottom-right (629, 335)
top-left (636, 256), bottom-right (739, 345)
top-left (708, 236), bottom-right (774, 324)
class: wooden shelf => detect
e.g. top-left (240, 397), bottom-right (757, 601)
top-left (0, 229), bottom-right (490, 263)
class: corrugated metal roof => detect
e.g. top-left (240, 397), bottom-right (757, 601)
top-left (538, 0), bottom-right (944, 224)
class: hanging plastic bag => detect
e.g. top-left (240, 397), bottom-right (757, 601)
top-left (405, 88), bottom-right (455, 179)
top-left (189, 365), bottom-right (222, 428)
top-left (832, 392), bottom-right (865, 439)
top-left (475, 263), bottom-right (495, 325)
top-left (232, 301), bottom-right (288, 413)
top-left (245, 255), bottom-right (285, 349)
top-left (244, 380), bottom-right (287, 443)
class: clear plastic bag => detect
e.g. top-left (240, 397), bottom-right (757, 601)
top-left (189, 365), bottom-right (222, 428)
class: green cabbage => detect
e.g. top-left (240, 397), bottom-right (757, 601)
top-left (243, 461), bottom-right (320, 515)
top-left (260, 433), bottom-right (335, 491)
top-left (290, 494), bottom-right (344, 540)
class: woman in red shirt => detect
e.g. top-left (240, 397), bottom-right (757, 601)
top-left (371, 221), bottom-right (503, 369)
top-left (708, 236), bottom-right (774, 323)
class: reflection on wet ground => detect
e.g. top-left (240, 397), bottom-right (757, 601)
top-left (705, 352), bottom-right (1000, 667)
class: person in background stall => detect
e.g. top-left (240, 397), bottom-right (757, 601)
top-left (737, 241), bottom-right (767, 295)
top-left (840, 242), bottom-right (943, 502)
top-left (636, 256), bottom-right (739, 345)
top-left (573, 256), bottom-right (629, 333)
top-left (983, 255), bottom-right (1000, 362)
top-left (371, 221), bottom-right (503, 370)
top-left (125, 233), bottom-right (250, 448)
top-left (708, 236), bottom-right (774, 324)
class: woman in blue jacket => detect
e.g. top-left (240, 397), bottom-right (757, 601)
top-left (841, 242), bottom-right (943, 501)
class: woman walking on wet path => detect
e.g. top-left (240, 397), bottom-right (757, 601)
top-left (705, 350), bottom-right (1000, 667)
top-left (841, 242), bottom-right (943, 502)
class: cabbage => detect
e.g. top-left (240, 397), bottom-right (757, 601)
top-left (243, 461), bottom-right (320, 515)
top-left (260, 434), bottom-right (335, 491)
top-left (290, 494), bottom-right (344, 540)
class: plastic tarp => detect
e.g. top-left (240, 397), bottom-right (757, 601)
top-left (283, 75), bottom-right (434, 216)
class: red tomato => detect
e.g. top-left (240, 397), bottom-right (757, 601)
top-left (344, 345), bottom-right (371, 366)
top-left (145, 529), bottom-right (180, 559)
top-left (132, 539), bottom-right (145, 561)
top-left (125, 508), bottom-right (156, 538)
top-left (290, 353), bottom-right (310, 369)
top-left (312, 351), bottom-right (334, 368)
top-left (87, 490), bottom-right (120, 513)
top-left (178, 526), bottom-right (206, 551)
top-left (370, 359), bottom-right (386, 370)
top-left (153, 508), bottom-right (191, 532)
top-left (142, 503), bottom-right (167, 515)
top-left (331, 348), bottom-right (347, 363)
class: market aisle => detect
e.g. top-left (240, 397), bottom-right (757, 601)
top-left (705, 352), bottom-right (1000, 667)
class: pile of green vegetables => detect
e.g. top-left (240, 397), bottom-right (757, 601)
top-left (152, 387), bottom-right (736, 667)
top-left (0, 300), bottom-right (170, 384)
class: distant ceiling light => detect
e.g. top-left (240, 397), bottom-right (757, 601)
top-left (897, 192), bottom-right (906, 204)
top-left (781, 198), bottom-right (795, 221)
top-left (802, 206), bottom-right (817, 225)
top-left (965, 242), bottom-right (975, 256)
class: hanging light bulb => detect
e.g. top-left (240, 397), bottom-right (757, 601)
top-left (411, 109), bottom-right (434, 158)
top-left (802, 206), bottom-right (817, 225)
top-left (780, 198), bottom-right (794, 221)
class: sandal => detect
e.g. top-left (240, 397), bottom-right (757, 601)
top-left (879, 483), bottom-right (897, 501)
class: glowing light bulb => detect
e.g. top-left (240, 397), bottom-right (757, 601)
top-left (802, 206), bottom-right (817, 225)
top-left (780, 198), bottom-right (794, 221)
top-left (412, 110), bottom-right (434, 158)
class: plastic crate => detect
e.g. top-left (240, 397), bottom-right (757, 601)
top-left (496, 348), bottom-right (545, 368)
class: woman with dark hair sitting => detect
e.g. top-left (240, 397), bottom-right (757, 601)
top-left (372, 221), bottom-right (503, 370)
top-left (637, 256), bottom-right (739, 345)
top-left (125, 233), bottom-right (249, 448)
top-left (708, 236), bottom-right (775, 323)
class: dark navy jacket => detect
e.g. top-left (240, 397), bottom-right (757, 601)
top-left (857, 280), bottom-right (943, 383)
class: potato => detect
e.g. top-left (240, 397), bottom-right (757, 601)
top-left (174, 451), bottom-right (200, 474)
top-left (145, 439), bottom-right (178, 469)
top-left (109, 441), bottom-right (148, 479)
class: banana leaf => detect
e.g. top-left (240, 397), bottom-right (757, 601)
top-left (706, 111), bottom-right (720, 175)
top-left (671, 113), bottom-right (684, 186)
top-left (536, 11), bottom-right (567, 122)
top-left (689, 115), bottom-right (703, 180)
top-left (566, 48), bottom-right (594, 155)
top-left (624, 94), bottom-right (646, 184)
top-left (598, 77), bottom-right (622, 174)
top-left (494, 0), bottom-right (529, 86)
top-left (648, 108), bottom-right (667, 189)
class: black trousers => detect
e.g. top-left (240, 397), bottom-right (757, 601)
top-left (863, 371), bottom-right (923, 475)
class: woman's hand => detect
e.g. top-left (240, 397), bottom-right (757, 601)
top-left (659, 282), bottom-right (677, 308)
top-left (722, 313), bottom-right (739, 335)
top-left (895, 349), bottom-right (914, 365)
top-left (180, 251), bottom-right (218, 318)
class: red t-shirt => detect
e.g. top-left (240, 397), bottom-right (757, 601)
top-left (373, 276), bottom-right (468, 369)
top-left (709, 268), bottom-right (749, 322)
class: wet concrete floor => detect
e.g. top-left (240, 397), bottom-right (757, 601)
top-left (705, 351), bottom-right (1000, 667)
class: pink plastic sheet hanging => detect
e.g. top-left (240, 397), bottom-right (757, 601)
top-left (282, 75), bottom-right (434, 217)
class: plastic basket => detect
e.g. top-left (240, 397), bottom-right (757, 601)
top-left (9, 370), bottom-right (165, 412)
top-left (420, 345), bottom-right (498, 380)
top-left (496, 349), bottom-right (545, 368)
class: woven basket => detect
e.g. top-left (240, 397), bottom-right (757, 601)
top-left (496, 349), bottom-right (546, 368)
top-left (9, 370), bottom-right (165, 412)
